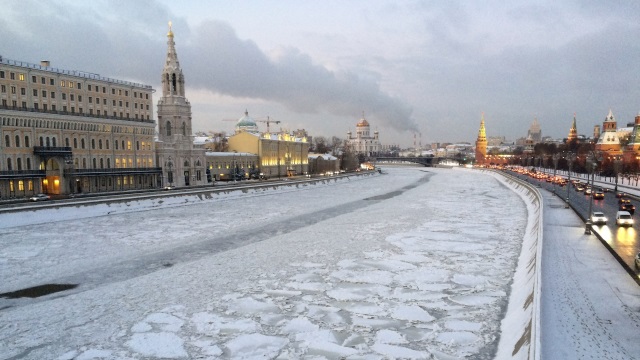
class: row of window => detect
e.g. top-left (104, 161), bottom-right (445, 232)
top-left (0, 86), bottom-right (151, 110)
top-left (4, 134), bottom-right (153, 151)
top-left (1, 116), bottom-right (154, 135)
top-left (0, 70), bottom-right (150, 100)
top-left (0, 101), bottom-right (151, 120)
top-left (1, 156), bottom-right (154, 171)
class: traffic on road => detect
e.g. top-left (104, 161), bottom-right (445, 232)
top-left (504, 166), bottom-right (640, 278)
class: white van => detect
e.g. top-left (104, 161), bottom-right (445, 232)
top-left (616, 211), bottom-right (634, 226)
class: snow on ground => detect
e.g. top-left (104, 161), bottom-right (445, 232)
top-left (0, 167), bottom-right (528, 359)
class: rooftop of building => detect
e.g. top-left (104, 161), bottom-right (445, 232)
top-left (0, 56), bottom-right (153, 90)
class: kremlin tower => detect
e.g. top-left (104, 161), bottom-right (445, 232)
top-left (475, 114), bottom-right (487, 165)
top-left (567, 114), bottom-right (578, 142)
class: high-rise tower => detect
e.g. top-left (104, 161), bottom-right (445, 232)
top-left (475, 114), bottom-right (487, 165)
top-left (155, 22), bottom-right (206, 187)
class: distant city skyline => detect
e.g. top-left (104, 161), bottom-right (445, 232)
top-left (2, 1), bottom-right (640, 146)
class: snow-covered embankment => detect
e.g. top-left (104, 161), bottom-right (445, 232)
top-left (488, 171), bottom-right (542, 360)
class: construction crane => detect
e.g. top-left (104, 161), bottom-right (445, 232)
top-left (222, 111), bottom-right (281, 133)
top-left (256, 116), bottom-right (281, 133)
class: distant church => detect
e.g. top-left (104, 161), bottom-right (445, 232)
top-left (155, 22), bottom-right (207, 187)
top-left (346, 113), bottom-right (381, 156)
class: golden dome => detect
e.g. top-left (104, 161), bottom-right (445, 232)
top-left (356, 118), bottom-right (369, 127)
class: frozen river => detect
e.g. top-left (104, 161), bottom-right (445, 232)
top-left (0, 167), bottom-right (528, 359)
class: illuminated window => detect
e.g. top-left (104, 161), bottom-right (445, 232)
top-left (60, 80), bottom-right (66, 87)
top-left (9, 181), bottom-right (14, 192)
top-left (18, 180), bottom-right (24, 191)
top-left (18, 73), bottom-right (24, 81)
top-left (127, 141), bottom-right (131, 150)
top-left (28, 180), bottom-right (33, 191)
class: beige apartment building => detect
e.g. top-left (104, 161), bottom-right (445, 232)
top-left (0, 56), bottom-right (159, 199)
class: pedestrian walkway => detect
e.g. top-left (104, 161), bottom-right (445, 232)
top-left (539, 187), bottom-right (640, 359)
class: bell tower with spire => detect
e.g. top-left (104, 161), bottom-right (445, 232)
top-left (567, 114), bottom-right (578, 142)
top-left (475, 113), bottom-right (487, 165)
top-left (156, 21), bottom-right (206, 188)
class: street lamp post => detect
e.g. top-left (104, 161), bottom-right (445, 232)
top-left (552, 153), bottom-right (560, 196)
top-left (585, 152), bottom-right (602, 235)
top-left (566, 152), bottom-right (576, 208)
top-left (613, 155), bottom-right (622, 193)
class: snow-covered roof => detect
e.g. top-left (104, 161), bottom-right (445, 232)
top-left (205, 151), bottom-right (256, 157)
top-left (308, 153), bottom-right (337, 160)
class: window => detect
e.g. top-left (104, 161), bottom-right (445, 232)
top-left (49, 78), bottom-right (54, 86)
top-left (32, 89), bottom-right (37, 96)
top-left (78, 95), bottom-right (82, 102)
top-left (11, 86), bottom-right (16, 94)
top-left (5, 134), bottom-right (10, 147)
top-left (1, 85), bottom-right (5, 93)
top-left (89, 109), bottom-right (93, 115)
top-left (126, 101), bottom-right (129, 107)
top-left (61, 80), bottom-right (66, 87)
top-left (25, 136), bottom-right (29, 147)
top-left (20, 87), bottom-right (25, 95)
top-left (136, 141), bottom-right (139, 150)
top-left (51, 104), bottom-right (56, 111)
top-left (112, 100), bottom-right (116, 106)
top-left (145, 94), bottom-right (149, 99)
top-left (118, 89), bottom-right (122, 95)
top-left (103, 98), bottom-right (106, 105)
top-left (27, 158), bottom-right (31, 170)
top-left (69, 81), bottom-right (74, 88)
top-left (74, 138), bottom-right (77, 148)
top-left (1, 71), bottom-right (5, 78)
top-left (34, 103), bottom-right (39, 110)
top-left (88, 84), bottom-right (93, 91)
top-left (65, 138), bottom-right (69, 147)
top-left (62, 93), bottom-right (66, 100)
top-left (15, 135), bottom-right (20, 147)
top-left (76, 83), bottom-right (80, 90)
top-left (102, 87), bottom-right (106, 93)
top-left (81, 138), bottom-right (85, 149)
top-left (41, 77), bottom-right (45, 84)
top-left (7, 159), bottom-right (12, 171)
top-left (31, 75), bottom-right (36, 82)
top-left (115, 140), bottom-right (119, 150)
top-left (125, 90), bottom-right (129, 96)
top-left (106, 140), bottom-right (109, 149)
top-left (19, 73), bottom-right (25, 81)
top-left (10, 72), bottom-right (15, 80)
top-left (166, 121), bottom-right (171, 136)
top-left (88, 97), bottom-right (92, 104)
top-left (43, 104), bottom-right (48, 111)
top-left (119, 100), bottom-right (122, 107)
top-left (50, 91), bottom-right (55, 99)
top-left (22, 101), bottom-right (26, 108)
top-left (70, 94), bottom-right (75, 101)
top-left (42, 90), bottom-right (47, 98)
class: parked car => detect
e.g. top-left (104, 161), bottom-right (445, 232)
top-left (616, 211), bottom-right (634, 226)
top-left (164, 185), bottom-right (176, 190)
top-left (590, 211), bottom-right (607, 225)
top-left (29, 193), bottom-right (50, 202)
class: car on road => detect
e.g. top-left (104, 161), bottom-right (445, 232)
top-left (635, 252), bottom-right (640, 269)
top-left (618, 198), bottom-right (636, 214)
top-left (29, 193), bottom-right (50, 202)
top-left (164, 185), bottom-right (176, 190)
top-left (593, 188), bottom-right (605, 199)
top-left (616, 191), bottom-right (626, 198)
top-left (590, 211), bottom-right (608, 225)
top-left (616, 211), bottom-right (634, 226)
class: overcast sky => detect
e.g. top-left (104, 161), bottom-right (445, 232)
top-left (2, 0), bottom-right (640, 147)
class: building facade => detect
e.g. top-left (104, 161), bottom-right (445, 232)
top-left (0, 57), bottom-right (159, 199)
top-left (228, 131), bottom-right (309, 178)
top-left (527, 118), bottom-right (542, 143)
top-left (346, 113), bottom-right (381, 156)
top-left (155, 23), bottom-right (207, 188)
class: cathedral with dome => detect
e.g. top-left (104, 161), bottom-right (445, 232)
top-left (346, 113), bottom-right (381, 156)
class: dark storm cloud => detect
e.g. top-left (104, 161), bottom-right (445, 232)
top-left (0, 1), bottom-right (417, 133)
top-left (180, 21), bottom-right (417, 132)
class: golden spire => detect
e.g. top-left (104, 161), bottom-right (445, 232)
top-left (167, 21), bottom-right (173, 37)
